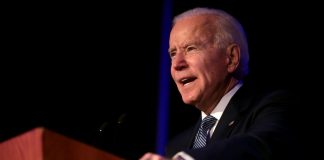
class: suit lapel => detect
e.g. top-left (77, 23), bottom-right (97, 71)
top-left (210, 102), bottom-right (240, 141)
top-left (210, 83), bottom-right (254, 141)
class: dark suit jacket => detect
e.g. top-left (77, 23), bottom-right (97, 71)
top-left (166, 81), bottom-right (303, 160)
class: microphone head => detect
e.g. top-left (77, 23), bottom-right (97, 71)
top-left (117, 113), bottom-right (127, 125)
top-left (98, 121), bottom-right (109, 135)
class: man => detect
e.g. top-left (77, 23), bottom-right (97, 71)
top-left (141, 7), bottom-right (300, 160)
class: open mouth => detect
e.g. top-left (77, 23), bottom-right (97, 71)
top-left (180, 77), bottom-right (197, 86)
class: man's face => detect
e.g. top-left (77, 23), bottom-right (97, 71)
top-left (169, 15), bottom-right (230, 108)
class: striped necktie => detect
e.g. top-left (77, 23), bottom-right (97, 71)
top-left (192, 115), bottom-right (217, 149)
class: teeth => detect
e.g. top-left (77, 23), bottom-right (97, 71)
top-left (181, 78), bottom-right (188, 83)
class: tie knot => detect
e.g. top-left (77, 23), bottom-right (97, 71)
top-left (202, 115), bottom-right (217, 130)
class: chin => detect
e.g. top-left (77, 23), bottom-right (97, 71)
top-left (181, 96), bottom-right (197, 105)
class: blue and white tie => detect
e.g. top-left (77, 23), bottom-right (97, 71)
top-left (192, 115), bottom-right (217, 149)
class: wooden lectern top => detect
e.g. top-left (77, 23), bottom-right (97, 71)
top-left (0, 127), bottom-right (124, 160)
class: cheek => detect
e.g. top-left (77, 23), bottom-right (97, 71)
top-left (170, 68), bottom-right (175, 78)
top-left (205, 68), bottom-right (227, 86)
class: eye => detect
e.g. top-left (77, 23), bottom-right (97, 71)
top-left (169, 51), bottom-right (176, 59)
top-left (186, 46), bottom-right (197, 53)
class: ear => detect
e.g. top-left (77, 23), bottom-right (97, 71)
top-left (226, 43), bottom-right (240, 73)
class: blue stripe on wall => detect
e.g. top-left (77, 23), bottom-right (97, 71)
top-left (156, 0), bottom-right (172, 155)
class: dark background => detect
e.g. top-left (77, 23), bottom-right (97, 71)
top-left (2, 0), bottom-right (323, 159)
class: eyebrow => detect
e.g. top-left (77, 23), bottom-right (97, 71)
top-left (168, 38), bottom-right (205, 55)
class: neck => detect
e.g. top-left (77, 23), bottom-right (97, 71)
top-left (202, 77), bottom-right (239, 114)
top-left (224, 78), bottom-right (240, 95)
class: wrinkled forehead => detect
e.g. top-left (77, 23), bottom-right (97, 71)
top-left (170, 15), bottom-right (217, 43)
top-left (172, 14), bottom-right (216, 31)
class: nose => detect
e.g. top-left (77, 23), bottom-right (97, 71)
top-left (172, 53), bottom-right (188, 71)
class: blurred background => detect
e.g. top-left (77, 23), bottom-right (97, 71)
top-left (1, 0), bottom-right (322, 159)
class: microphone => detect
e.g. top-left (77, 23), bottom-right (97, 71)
top-left (98, 113), bottom-right (127, 135)
top-left (117, 113), bottom-right (127, 125)
top-left (93, 113), bottom-right (128, 153)
top-left (98, 121), bottom-right (108, 136)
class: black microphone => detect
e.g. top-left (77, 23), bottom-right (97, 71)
top-left (98, 113), bottom-right (127, 136)
top-left (93, 113), bottom-right (128, 154)
top-left (117, 113), bottom-right (127, 125)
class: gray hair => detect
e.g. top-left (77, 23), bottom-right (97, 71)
top-left (173, 7), bottom-right (249, 80)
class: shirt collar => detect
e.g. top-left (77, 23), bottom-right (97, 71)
top-left (201, 81), bottom-right (243, 120)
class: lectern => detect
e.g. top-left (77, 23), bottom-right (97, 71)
top-left (0, 127), bottom-right (123, 160)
